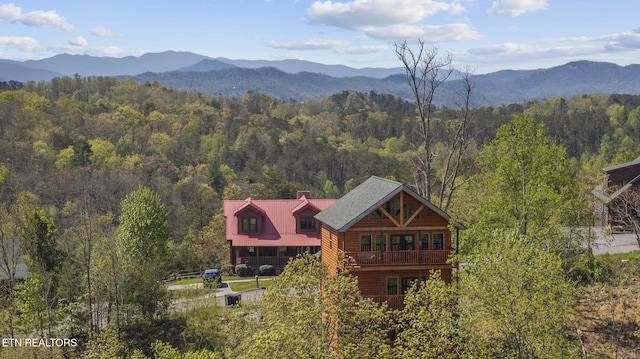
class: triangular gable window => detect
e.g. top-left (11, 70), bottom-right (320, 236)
top-left (370, 196), bottom-right (418, 220)
top-left (234, 198), bottom-right (265, 234)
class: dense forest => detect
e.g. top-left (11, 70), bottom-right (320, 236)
top-left (1, 74), bottom-right (640, 358)
top-left (3, 76), bottom-right (640, 235)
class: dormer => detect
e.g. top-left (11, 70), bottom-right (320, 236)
top-left (292, 194), bottom-right (320, 233)
top-left (234, 198), bottom-right (266, 234)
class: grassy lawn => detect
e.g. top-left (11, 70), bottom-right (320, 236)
top-left (168, 286), bottom-right (211, 301)
top-left (228, 278), bottom-right (275, 292)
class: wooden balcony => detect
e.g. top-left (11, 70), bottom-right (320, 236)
top-left (363, 294), bottom-right (405, 309)
top-left (342, 250), bottom-right (452, 267)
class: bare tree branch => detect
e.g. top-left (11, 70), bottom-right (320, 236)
top-left (396, 40), bottom-right (475, 212)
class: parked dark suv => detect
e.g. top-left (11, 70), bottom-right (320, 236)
top-left (202, 268), bottom-right (222, 287)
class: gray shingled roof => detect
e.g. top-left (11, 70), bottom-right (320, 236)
top-left (315, 176), bottom-right (464, 232)
top-left (602, 155), bottom-right (640, 173)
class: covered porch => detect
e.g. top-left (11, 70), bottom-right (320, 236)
top-left (233, 245), bottom-right (320, 272)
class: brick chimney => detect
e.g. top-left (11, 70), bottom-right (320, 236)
top-left (297, 191), bottom-right (311, 199)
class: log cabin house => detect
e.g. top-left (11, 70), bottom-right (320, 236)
top-left (224, 192), bottom-right (336, 273)
top-left (592, 155), bottom-right (640, 228)
top-left (315, 176), bottom-right (464, 309)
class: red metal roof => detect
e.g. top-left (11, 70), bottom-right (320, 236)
top-left (224, 197), bottom-right (337, 247)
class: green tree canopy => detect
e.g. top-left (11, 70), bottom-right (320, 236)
top-left (117, 185), bottom-right (169, 263)
top-left (224, 255), bottom-right (391, 359)
top-left (461, 115), bottom-right (587, 247)
top-left (395, 271), bottom-right (460, 359)
top-left (459, 230), bottom-right (577, 358)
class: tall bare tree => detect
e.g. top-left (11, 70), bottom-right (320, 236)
top-left (395, 40), bottom-right (475, 211)
top-left (436, 67), bottom-right (476, 212)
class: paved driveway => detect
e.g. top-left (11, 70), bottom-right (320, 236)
top-left (590, 226), bottom-right (640, 255)
top-left (167, 280), bottom-right (267, 312)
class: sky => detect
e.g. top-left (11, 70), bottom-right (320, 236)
top-left (0, 0), bottom-right (639, 74)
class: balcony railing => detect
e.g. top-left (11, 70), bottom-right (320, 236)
top-left (363, 294), bottom-right (405, 309)
top-left (343, 250), bottom-right (452, 267)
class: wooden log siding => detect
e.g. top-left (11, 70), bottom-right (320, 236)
top-left (321, 224), bottom-right (342, 276)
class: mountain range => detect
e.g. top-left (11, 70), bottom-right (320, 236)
top-left (2, 51), bottom-right (640, 106)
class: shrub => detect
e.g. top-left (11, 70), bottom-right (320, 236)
top-left (235, 264), bottom-right (251, 277)
top-left (220, 263), bottom-right (234, 275)
top-left (258, 264), bottom-right (275, 276)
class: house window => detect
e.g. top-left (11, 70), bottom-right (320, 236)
top-left (242, 217), bottom-right (258, 233)
top-left (433, 233), bottom-right (444, 250)
top-left (300, 216), bottom-right (316, 232)
top-left (386, 277), bottom-right (398, 295)
top-left (419, 233), bottom-right (429, 250)
top-left (391, 234), bottom-right (414, 250)
top-left (360, 234), bottom-right (372, 252)
top-left (402, 277), bottom-right (426, 293)
top-left (375, 234), bottom-right (387, 251)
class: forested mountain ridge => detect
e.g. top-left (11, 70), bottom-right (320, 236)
top-left (126, 60), bottom-right (640, 106)
top-left (2, 51), bottom-right (640, 106)
top-left (1, 76), bottom-right (640, 248)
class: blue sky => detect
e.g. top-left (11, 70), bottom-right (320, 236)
top-left (0, 1), bottom-right (638, 74)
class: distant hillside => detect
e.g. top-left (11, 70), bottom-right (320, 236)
top-left (3, 51), bottom-right (401, 80)
top-left (23, 51), bottom-right (210, 77)
top-left (462, 61), bottom-right (640, 105)
top-left (128, 67), bottom-right (411, 101)
top-left (0, 59), bottom-right (63, 82)
top-left (1, 51), bottom-right (640, 106)
top-left (216, 57), bottom-right (404, 78)
top-left (130, 60), bottom-right (640, 106)
top-left (177, 59), bottom-right (237, 72)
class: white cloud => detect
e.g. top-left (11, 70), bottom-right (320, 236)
top-left (339, 44), bottom-right (388, 54)
top-left (486, 0), bottom-right (548, 17)
top-left (0, 36), bottom-right (40, 51)
top-left (268, 39), bottom-right (351, 50)
top-left (364, 22), bottom-right (482, 42)
top-left (268, 38), bottom-right (387, 55)
top-left (69, 37), bottom-right (88, 47)
top-left (96, 46), bottom-right (133, 57)
top-left (464, 40), bottom-right (608, 70)
top-left (91, 26), bottom-right (116, 38)
top-left (48, 42), bottom-right (144, 58)
top-left (49, 36), bottom-right (89, 53)
top-left (602, 27), bottom-right (640, 51)
top-left (468, 42), bottom-right (536, 56)
top-left (458, 27), bottom-right (640, 72)
top-left (0, 4), bottom-right (73, 31)
top-left (307, 0), bottom-right (461, 30)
